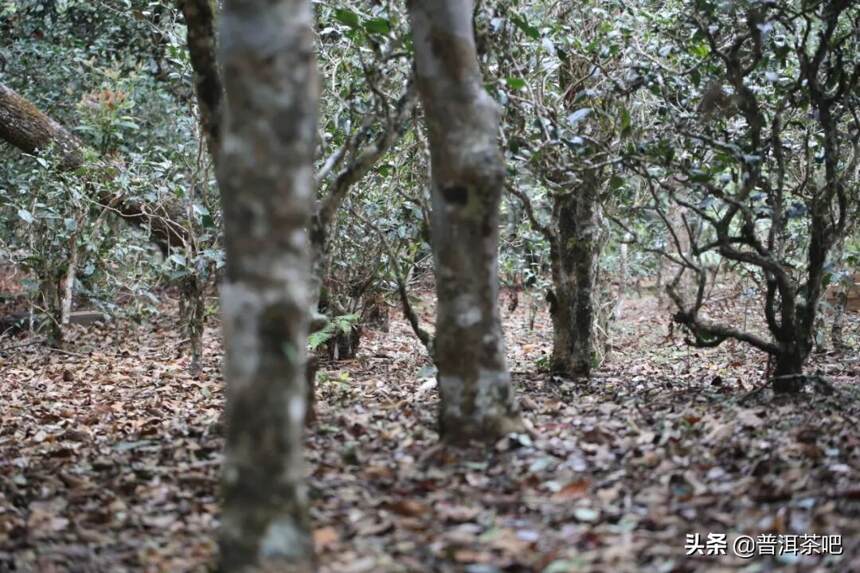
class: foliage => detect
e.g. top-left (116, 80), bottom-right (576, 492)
top-left (308, 312), bottom-right (360, 351)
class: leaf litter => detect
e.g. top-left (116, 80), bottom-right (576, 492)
top-left (0, 290), bottom-right (858, 572)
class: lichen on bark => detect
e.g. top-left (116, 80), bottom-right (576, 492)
top-left (215, 0), bottom-right (318, 570)
top-left (408, 0), bottom-right (522, 444)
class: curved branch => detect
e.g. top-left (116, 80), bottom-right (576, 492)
top-left (505, 181), bottom-right (554, 241)
top-left (0, 83), bottom-right (84, 169)
top-left (317, 78), bottom-right (418, 231)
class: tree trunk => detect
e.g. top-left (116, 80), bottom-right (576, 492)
top-left (60, 234), bottom-right (78, 329)
top-left (407, 0), bottom-right (522, 444)
top-left (773, 349), bottom-right (804, 393)
top-left (831, 287), bottom-right (848, 350)
top-left (178, 0), bottom-right (222, 161)
top-left (39, 271), bottom-right (63, 346)
top-left (180, 274), bottom-right (205, 377)
top-left (616, 241), bottom-right (628, 317)
top-left (215, 0), bottom-right (317, 570)
top-left (548, 178), bottom-right (600, 379)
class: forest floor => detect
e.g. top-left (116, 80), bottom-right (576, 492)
top-left (1, 286), bottom-right (859, 573)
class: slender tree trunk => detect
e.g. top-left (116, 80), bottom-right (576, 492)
top-left (181, 274), bottom-right (205, 377)
top-left (60, 234), bottom-right (78, 329)
top-left (180, 0), bottom-right (223, 379)
top-left (178, 0), bottom-right (222, 161)
top-left (215, 0), bottom-right (317, 570)
top-left (616, 241), bottom-right (628, 319)
top-left (407, 0), bottom-right (521, 443)
top-left (549, 177), bottom-right (600, 378)
top-left (831, 287), bottom-right (848, 350)
top-left (829, 241), bottom-right (849, 351)
top-left (40, 271), bottom-right (63, 346)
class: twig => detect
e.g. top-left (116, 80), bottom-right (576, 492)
top-left (0, 339), bottom-right (40, 353)
top-left (47, 346), bottom-right (88, 358)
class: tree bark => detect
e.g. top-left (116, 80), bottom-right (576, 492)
top-left (773, 349), bottom-right (804, 393)
top-left (831, 286), bottom-right (848, 350)
top-left (60, 234), bottom-right (78, 329)
top-left (548, 176), bottom-right (600, 378)
top-left (0, 83), bottom-right (84, 169)
top-left (180, 273), bottom-right (205, 377)
top-left (178, 0), bottom-right (222, 161)
top-left (407, 0), bottom-right (522, 444)
top-left (215, 0), bottom-right (317, 571)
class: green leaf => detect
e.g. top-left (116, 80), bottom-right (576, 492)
top-left (510, 13), bottom-right (540, 40)
top-left (334, 313), bottom-right (360, 334)
top-left (334, 8), bottom-right (360, 29)
top-left (689, 169), bottom-right (711, 183)
top-left (375, 163), bottom-right (394, 177)
top-left (17, 208), bottom-right (34, 224)
top-left (505, 77), bottom-right (526, 90)
top-left (308, 325), bottom-right (334, 350)
top-left (619, 106), bottom-right (632, 136)
top-left (363, 17), bottom-right (391, 35)
top-left (690, 42), bottom-right (710, 59)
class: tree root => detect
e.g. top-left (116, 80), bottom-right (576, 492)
top-left (741, 373), bottom-right (837, 404)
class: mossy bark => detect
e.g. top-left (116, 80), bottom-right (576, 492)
top-left (407, 0), bottom-right (522, 444)
top-left (178, 0), bottom-right (222, 161)
top-left (0, 83), bottom-right (84, 169)
top-left (548, 177), bottom-right (600, 379)
top-left (215, 0), bottom-right (318, 571)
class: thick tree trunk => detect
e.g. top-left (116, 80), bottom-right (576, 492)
top-left (549, 178), bottom-right (599, 378)
top-left (215, 0), bottom-right (317, 571)
top-left (773, 349), bottom-right (804, 393)
top-left (407, 0), bottom-right (521, 443)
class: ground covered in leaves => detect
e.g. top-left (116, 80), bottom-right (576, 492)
top-left (1, 287), bottom-right (859, 572)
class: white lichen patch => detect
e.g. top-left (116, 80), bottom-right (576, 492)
top-left (437, 375), bottom-right (464, 419)
top-left (454, 294), bottom-right (482, 328)
top-left (288, 395), bottom-right (305, 427)
top-left (220, 282), bottom-right (262, 388)
top-left (474, 368), bottom-right (513, 416)
top-left (222, 464), bottom-right (240, 486)
top-left (259, 516), bottom-right (307, 559)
